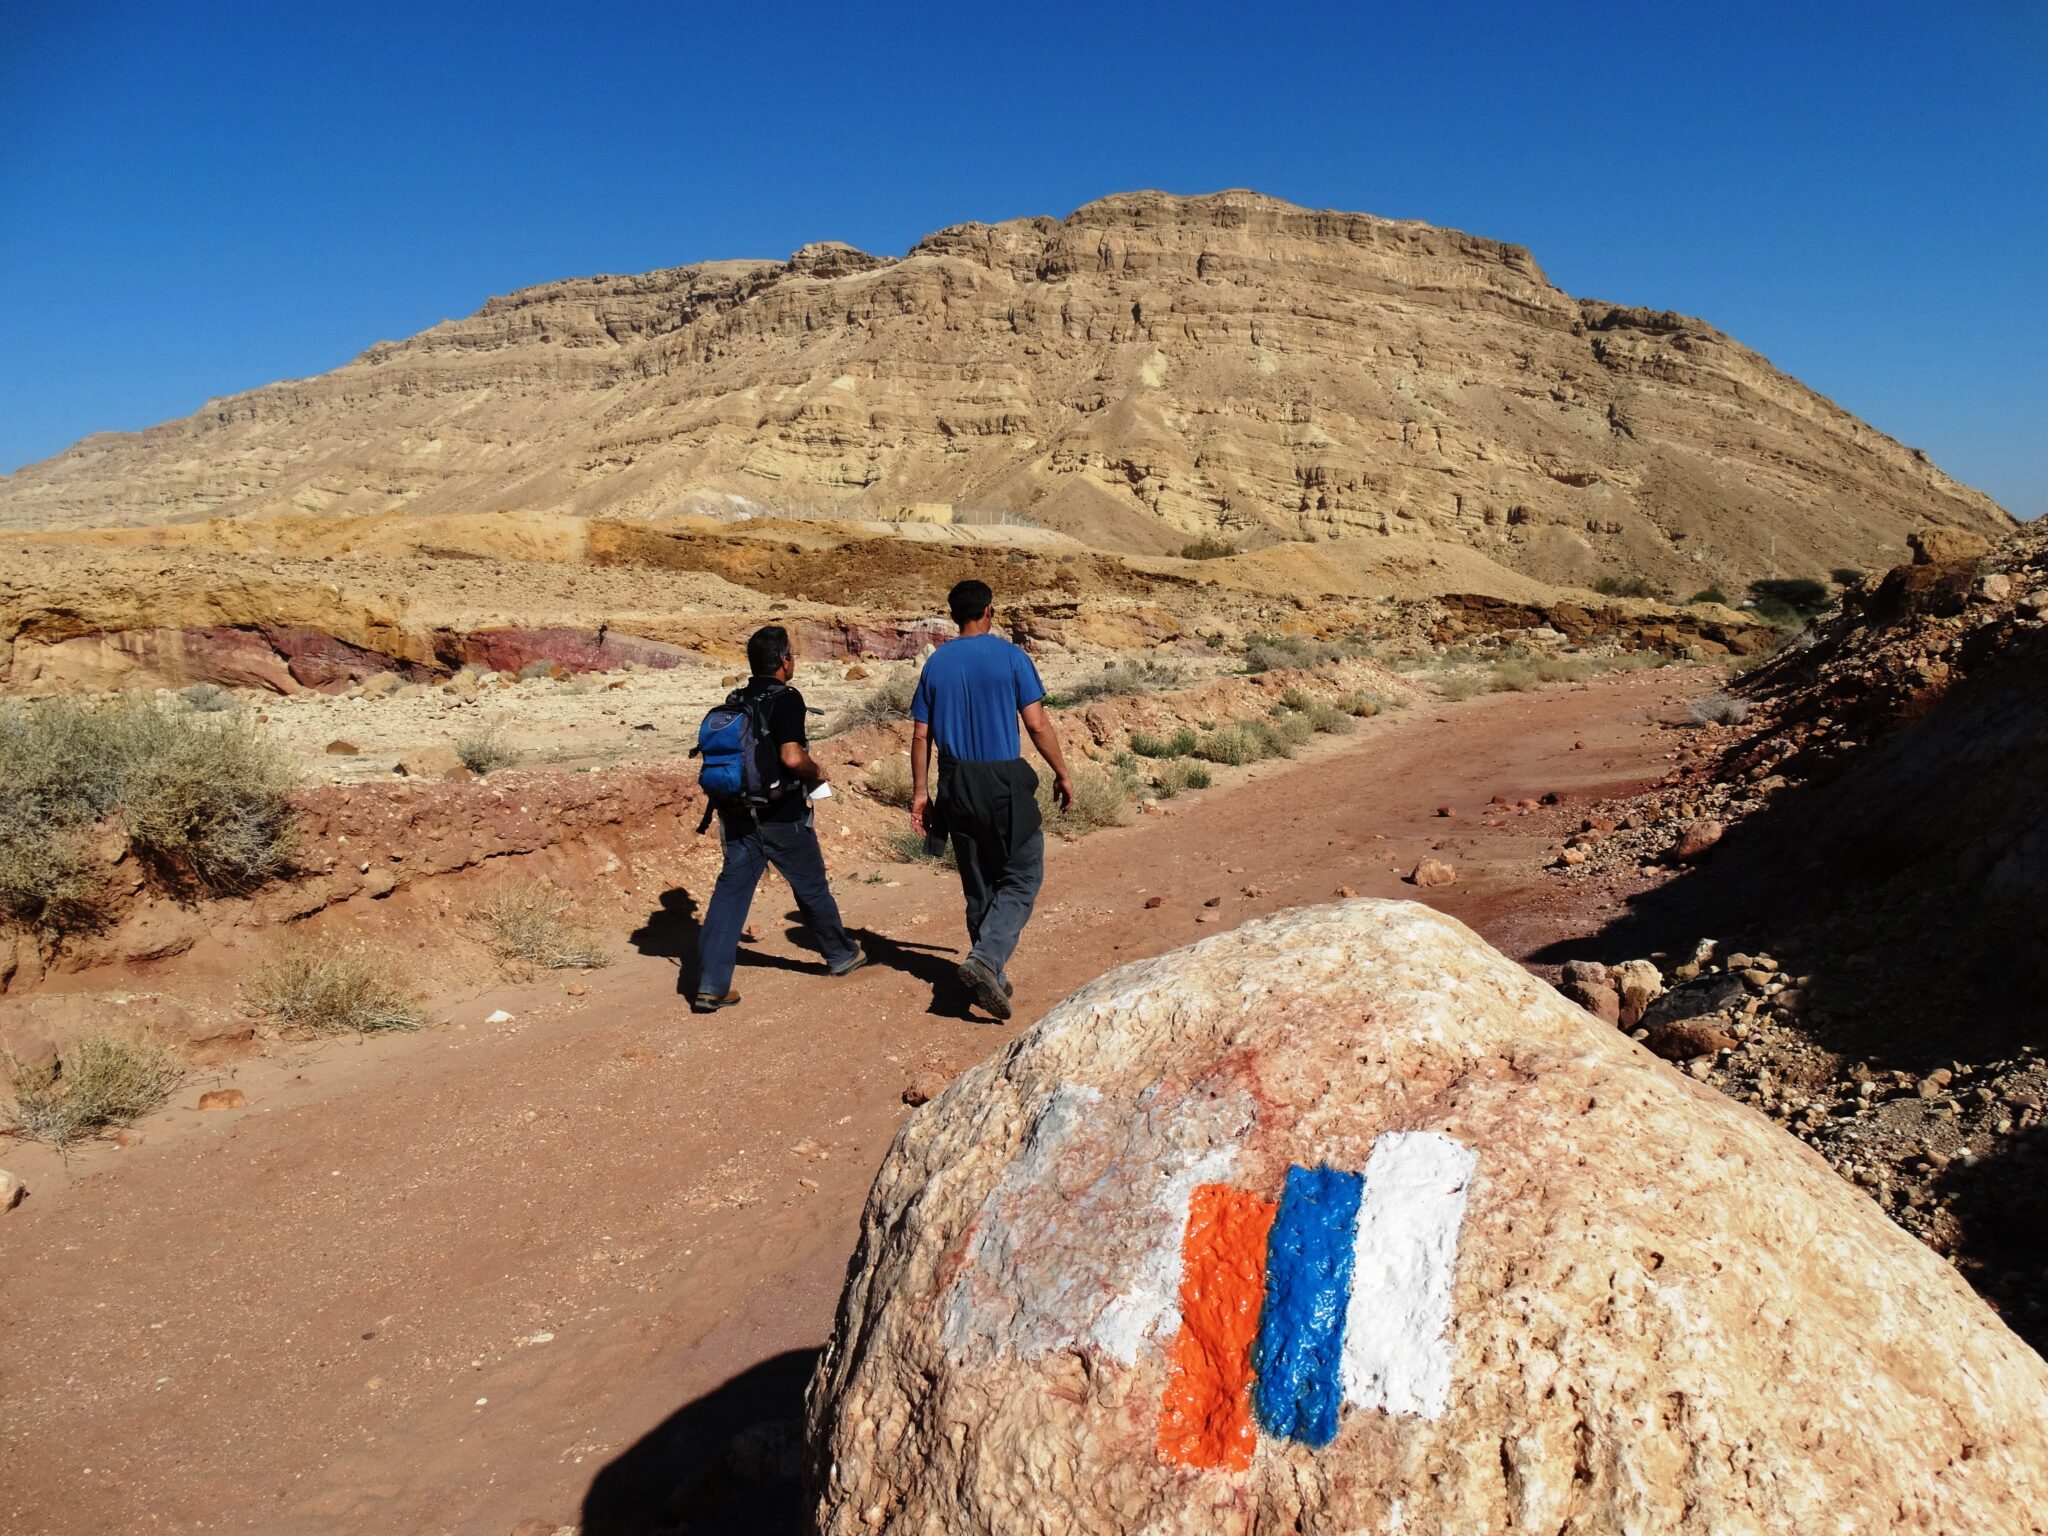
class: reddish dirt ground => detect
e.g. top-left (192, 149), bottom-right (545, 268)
top-left (0, 668), bottom-right (1695, 1536)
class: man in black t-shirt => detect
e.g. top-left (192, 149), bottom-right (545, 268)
top-left (692, 625), bottom-right (867, 1012)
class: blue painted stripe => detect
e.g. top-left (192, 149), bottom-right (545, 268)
top-left (1251, 1164), bottom-right (1365, 1446)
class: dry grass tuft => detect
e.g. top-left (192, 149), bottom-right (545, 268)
top-left (1038, 765), bottom-right (1133, 834)
top-left (863, 754), bottom-right (915, 807)
top-left (1043, 660), bottom-right (1184, 708)
top-left (455, 722), bottom-right (521, 775)
top-left (482, 881), bottom-right (611, 969)
top-left (1129, 726), bottom-right (1199, 759)
top-left (1689, 692), bottom-right (1752, 726)
top-left (251, 944), bottom-right (425, 1033)
top-left (1150, 758), bottom-right (1213, 797)
top-left (1193, 722), bottom-right (1263, 766)
top-left (824, 674), bottom-right (918, 737)
top-left (3, 1032), bottom-right (182, 1145)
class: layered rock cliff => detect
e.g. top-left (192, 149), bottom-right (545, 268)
top-left (0, 191), bottom-right (2009, 590)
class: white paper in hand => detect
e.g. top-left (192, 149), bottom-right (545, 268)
top-left (809, 782), bottom-right (834, 801)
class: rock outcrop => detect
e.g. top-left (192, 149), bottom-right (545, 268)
top-left (808, 900), bottom-right (2048, 1533)
top-left (0, 192), bottom-right (2008, 592)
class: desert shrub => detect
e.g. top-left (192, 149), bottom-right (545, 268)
top-left (1688, 692), bottom-right (1752, 726)
top-left (180, 682), bottom-right (238, 713)
top-left (1242, 632), bottom-right (1362, 673)
top-left (1593, 575), bottom-right (1660, 599)
top-left (1193, 722), bottom-right (1262, 766)
top-left (0, 697), bottom-right (297, 929)
top-left (883, 827), bottom-right (955, 867)
top-left (1830, 567), bottom-right (1865, 587)
top-left (251, 943), bottom-right (424, 1033)
top-left (1151, 758), bottom-right (1213, 798)
top-left (823, 673), bottom-right (918, 736)
top-left (1043, 659), bottom-right (1183, 708)
top-left (4, 1032), bottom-right (181, 1145)
top-left (1130, 727), bottom-right (1198, 759)
top-left (1038, 766), bottom-right (1132, 834)
top-left (1260, 712), bottom-right (1316, 754)
top-left (1333, 691), bottom-right (1382, 717)
top-left (482, 881), bottom-right (610, 969)
top-left (1179, 535), bottom-right (1239, 560)
top-left (1748, 577), bottom-right (1832, 626)
top-left (1689, 586), bottom-right (1731, 606)
top-left (518, 660), bottom-right (556, 681)
top-left (863, 754), bottom-right (915, 807)
top-left (1303, 700), bottom-right (1355, 734)
top-left (454, 722), bottom-right (520, 775)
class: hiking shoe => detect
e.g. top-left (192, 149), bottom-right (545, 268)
top-left (690, 990), bottom-right (741, 1014)
top-left (830, 945), bottom-right (871, 978)
top-left (958, 955), bottom-right (1013, 1021)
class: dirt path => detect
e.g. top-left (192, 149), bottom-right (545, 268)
top-left (0, 669), bottom-right (1693, 1536)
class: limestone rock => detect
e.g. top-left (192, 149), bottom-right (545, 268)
top-left (809, 900), bottom-right (2048, 1533)
top-left (1672, 817), bottom-right (1724, 860)
top-left (1404, 858), bottom-right (1456, 887)
top-left (1608, 958), bottom-right (1664, 1029)
top-left (1909, 527), bottom-right (1993, 565)
top-left (0, 1170), bottom-right (25, 1212)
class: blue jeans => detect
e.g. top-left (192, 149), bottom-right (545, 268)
top-left (696, 811), bottom-right (857, 997)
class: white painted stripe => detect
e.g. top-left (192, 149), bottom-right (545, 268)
top-left (1085, 1144), bottom-right (1239, 1363)
top-left (1340, 1130), bottom-right (1477, 1419)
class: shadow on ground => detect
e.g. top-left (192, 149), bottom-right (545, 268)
top-left (580, 1347), bottom-right (820, 1536)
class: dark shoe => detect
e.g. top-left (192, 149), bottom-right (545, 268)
top-left (958, 955), bottom-right (1013, 1021)
top-left (690, 990), bottom-right (741, 1014)
top-left (830, 945), bottom-right (871, 978)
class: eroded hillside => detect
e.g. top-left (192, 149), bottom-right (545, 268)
top-left (0, 192), bottom-right (2008, 593)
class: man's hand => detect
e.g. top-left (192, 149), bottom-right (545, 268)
top-left (1052, 772), bottom-right (1073, 811)
top-left (910, 791), bottom-right (930, 835)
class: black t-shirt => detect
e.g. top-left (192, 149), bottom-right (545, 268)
top-left (739, 676), bottom-right (809, 823)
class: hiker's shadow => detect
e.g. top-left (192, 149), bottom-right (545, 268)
top-left (631, 891), bottom-right (977, 1017)
top-left (580, 1346), bottom-right (818, 1536)
top-left (629, 889), bottom-right (705, 997)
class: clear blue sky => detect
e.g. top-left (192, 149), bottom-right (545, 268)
top-left (2, 0), bottom-right (2042, 516)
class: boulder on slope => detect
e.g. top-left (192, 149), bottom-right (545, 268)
top-left (808, 900), bottom-right (2048, 1534)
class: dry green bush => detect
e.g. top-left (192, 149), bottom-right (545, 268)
top-left (1130, 727), bottom-right (1198, 759)
top-left (1150, 758), bottom-right (1213, 797)
top-left (884, 827), bottom-right (955, 866)
top-left (1179, 535), bottom-right (1239, 560)
top-left (3, 1032), bottom-right (182, 1145)
top-left (1043, 660), bottom-right (1184, 708)
top-left (1038, 766), bottom-right (1132, 834)
top-left (482, 881), bottom-right (610, 969)
top-left (823, 674), bottom-right (918, 736)
top-left (251, 944), bottom-right (424, 1033)
top-left (454, 722), bottom-right (520, 775)
top-left (1333, 691), bottom-right (1382, 717)
top-left (179, 682), bottom-right (238, 713)
top-left (1243, 633), bottom-right (1364, 673)
top-left (863, 754), bottom-right (915, 807)
top-left (1303, 701), bottom-right (1356, 734)
top-left (1193, 722), bottom-right (1262, 766)
top-left (0, 696), bottom-right (297, 930)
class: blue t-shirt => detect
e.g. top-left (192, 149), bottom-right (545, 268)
top-left (911, 633), bottom-right (1045, 762)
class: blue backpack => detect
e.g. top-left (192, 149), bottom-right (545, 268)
top-left (692, 683), bottom-right (789, 828)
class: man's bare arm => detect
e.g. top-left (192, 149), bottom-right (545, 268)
top-left (779, 740), bottom-right (827, 787)
top-left (909, 720), bottom-right (932, 833)
top-left (1020, 700), bottom-right (1074, 810)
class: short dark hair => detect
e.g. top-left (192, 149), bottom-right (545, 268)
top-left (948, 580), bottom-right (993, 627)
top-left (747, 624), bottom-right (792, 676)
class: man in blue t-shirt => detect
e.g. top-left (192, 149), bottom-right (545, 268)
top-left (910, 579), bottom-right (1073, 1021)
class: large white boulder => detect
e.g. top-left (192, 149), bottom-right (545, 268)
top-left (809, 900), bottom-right (2048, 1533)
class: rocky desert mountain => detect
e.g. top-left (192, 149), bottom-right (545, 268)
top-left (0, 191), bottom-right (2009, 592)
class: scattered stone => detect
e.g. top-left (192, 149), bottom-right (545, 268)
top-left (1405, 859), bottom-right (1456, 887)
top-left (1143, 895), bottom-right (1164, 909)
top-left (902, 1069), bottom-right (950, 1107)
top-left (484, 1009), bottom-right (514, 1025)
top-left (1908, 527), bottom-right (1993, 565)
top-left (324, 739), bottom-right (360, 755)
top-left (845, 664), bottom-right (872, 681)
top-left (1608, 960), bottom-right (1665, 1029)
top-left (1334, 885), bottom-right (1356, 898)
top-left (197, 1088), bottom-right (247, 1111)
top-left (1202, 896), bottom-right (1222, 908)
top-left (564, 983), bottom-right (586, 997)
top-left (1643, 1018), bottom-right (1739, 1060)
top-left (0, 1171), bottom-right (25, 1212)
top-left (1434, 806), bottom-right (1455, 817)
top-left (1672, 818), bottom-right (1725, 860)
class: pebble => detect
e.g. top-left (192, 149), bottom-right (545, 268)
top-left (197, 1089), bottom-right (247, 1112)
top-left (0, 1170), bottom-right (25, 1212)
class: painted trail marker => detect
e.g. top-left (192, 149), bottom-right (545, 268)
top-left (1157, 1129), bottom-right (1477, 1469)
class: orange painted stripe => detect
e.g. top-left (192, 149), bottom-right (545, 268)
top-left (1157, 1183), bottom-right (1280, 1470)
